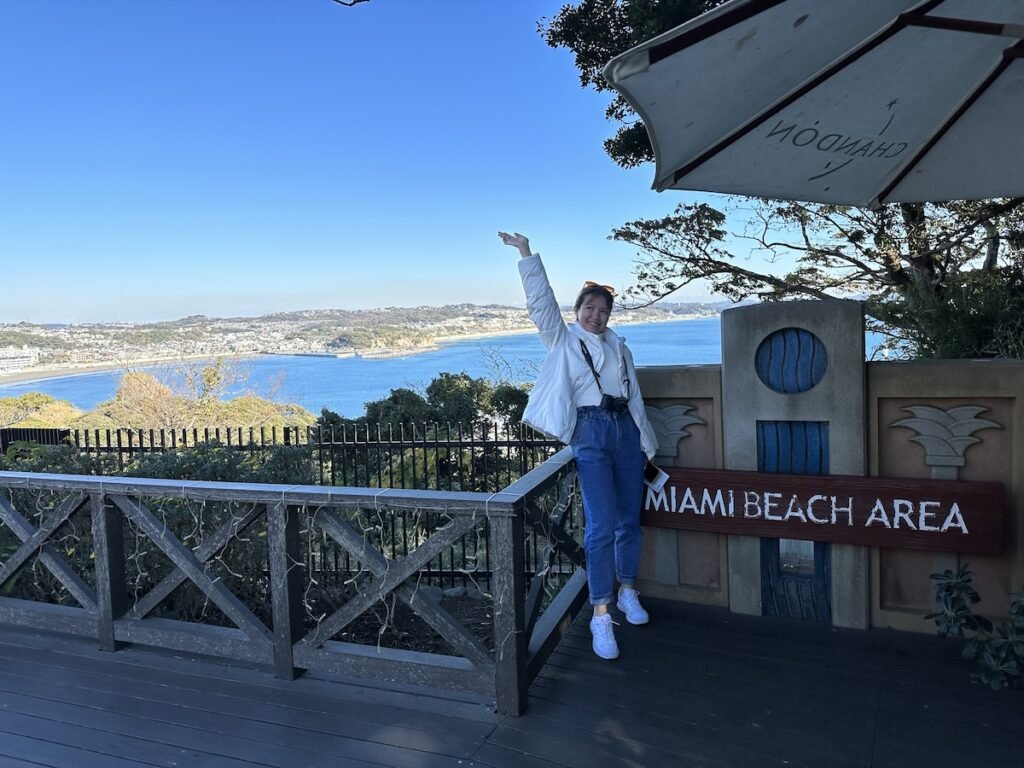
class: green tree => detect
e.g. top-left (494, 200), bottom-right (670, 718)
top-left (426, 372), bottom-right (493, 426)
top-left (541, 1), bottom-right (1024, 359)
top-left (364, 387), bottom-right (435, 429)
top-left (315, 407), bottom-right (363, 435)
top-left (342, 373), bottom-right (529, 429)
top-left (491, 382), bottom-right (529, 425)
top-left (542, 0), bottom-right (713, 167)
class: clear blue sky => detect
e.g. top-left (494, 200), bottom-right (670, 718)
top-left (1, 0), bottom-right (715, 324)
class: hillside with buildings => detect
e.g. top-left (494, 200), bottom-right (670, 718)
top-left (0, 301), bottom-right (721, 376)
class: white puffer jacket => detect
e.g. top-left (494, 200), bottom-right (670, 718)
top-left (518, 254), bottom-right (657, 459)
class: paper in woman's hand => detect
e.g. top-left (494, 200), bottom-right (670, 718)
top-left (644, 460), bottom-right (669, 493)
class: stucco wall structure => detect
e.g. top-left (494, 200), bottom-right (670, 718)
top-left (868, 359), bottom-right (1023, 632)
top-left (635, 309), bottom-right (1021, 634)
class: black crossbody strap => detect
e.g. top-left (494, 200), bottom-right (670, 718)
top-left (579, 338), bottom-right (632, 400)
top-left (578, 340), bottom-right (606, 395)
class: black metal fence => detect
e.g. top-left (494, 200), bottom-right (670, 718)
top-left (0, 423), bottom-right (563, 494)
top-left (0, 427), bottom-right (70, 454)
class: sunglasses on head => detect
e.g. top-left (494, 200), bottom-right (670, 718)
top-left (582, 280), bottom-right (616, 297)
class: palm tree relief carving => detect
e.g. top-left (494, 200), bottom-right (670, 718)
top-left (890, 405), bottom-right (1001, 481)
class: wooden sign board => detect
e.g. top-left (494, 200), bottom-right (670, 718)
top-left (642, 467), bottom-right (1006, 554)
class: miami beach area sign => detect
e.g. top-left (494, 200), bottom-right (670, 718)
top-left (642, 468), bottom-right (1005, 554)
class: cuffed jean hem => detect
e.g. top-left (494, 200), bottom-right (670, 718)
top-left (590, 580), bottom-right (635, 606)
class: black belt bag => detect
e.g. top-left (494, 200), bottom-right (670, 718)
top-left (599, 393), bottom-right (629, 412)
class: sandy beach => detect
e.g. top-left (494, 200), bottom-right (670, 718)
top-left (0, 353), bottom-right (262, 389)
top-left (0, 363), bottom-right (124, 386)
top-left (432, 325), bottom-right (536, 344)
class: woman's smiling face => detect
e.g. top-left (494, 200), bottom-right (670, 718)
top-left (576, 294), bottom-right (611, 334)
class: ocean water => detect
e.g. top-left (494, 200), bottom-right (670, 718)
top-left (0, 318), bottom-right (724, 418)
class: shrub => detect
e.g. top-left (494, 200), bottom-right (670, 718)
top-left (0, 441), bottom-right (118, 475)
top-left (927, 564), bottom-right (1024, 689)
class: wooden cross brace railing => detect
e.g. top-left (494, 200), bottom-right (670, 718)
top-left (304, 506), bottom-right (493, 667)
top-left (0, 464), bottom-right (582, 717)
top-left (0, 492), bottom-right (97, 612)
top-left (106, 494), bottom-right (495, 667)
top-left (123, 500), bottom-right (266, 621)
top-left (109, 494), bottom-right (273, 645)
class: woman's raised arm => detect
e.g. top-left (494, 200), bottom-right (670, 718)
top-left (498, 231), bottom-right (566, 349)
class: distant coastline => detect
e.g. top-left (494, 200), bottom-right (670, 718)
top-left (0, 353), bottom-right (261, 389)
top-left (0, 314), bottom-right (707, 391)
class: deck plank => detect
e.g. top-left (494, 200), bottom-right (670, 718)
top-left (0, 660), bottom-right (488, 760)
top-left (0, 731), bottom-right (179, 768)
top-left (0, 664), bottom-right (486, 768)
top-left (0, 598), bottom-right (1021, 768)
top-left (0, 632), bottom-right (495, 739)
top-left (0, 709), bottom-right (272, 768)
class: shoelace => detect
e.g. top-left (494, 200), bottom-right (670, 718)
top-left (593, 617), bottom-right (620, 637)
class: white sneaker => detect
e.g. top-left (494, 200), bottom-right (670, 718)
top-left (589, 613), bottom-right (619, 659)
top-left (616, 587), bottom-right (649, 625)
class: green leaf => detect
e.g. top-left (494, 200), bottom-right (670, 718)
top-left (963, 638), bottom-right (980, 659)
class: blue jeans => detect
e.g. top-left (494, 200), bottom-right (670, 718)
top-left (571, 406), bottom-right (645, 606)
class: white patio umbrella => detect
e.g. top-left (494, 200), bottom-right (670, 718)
top-left (604, 0), bottom-right (1024, 207)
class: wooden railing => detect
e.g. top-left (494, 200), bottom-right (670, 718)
top-left (0, 447), bottom-right (585, 715)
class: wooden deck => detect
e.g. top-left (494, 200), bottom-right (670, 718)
top-left (0, 597), bottom-right (1020, 768)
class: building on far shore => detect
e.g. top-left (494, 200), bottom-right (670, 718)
top-left (0, 346), bottom-right (40, 375)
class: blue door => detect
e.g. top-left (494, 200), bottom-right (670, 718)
top-left (757, 420), bottom-right (832, 622)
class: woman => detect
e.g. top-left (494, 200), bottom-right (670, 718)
top-left (499, 231), bottom-right (658, 660)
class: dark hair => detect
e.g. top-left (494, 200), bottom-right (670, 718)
top-left (574, 286), bottom-right (614, 314)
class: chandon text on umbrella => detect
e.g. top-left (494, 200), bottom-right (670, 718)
top-left (764, 120), bottom-right (909, 161)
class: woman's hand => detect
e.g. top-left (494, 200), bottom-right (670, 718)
top-left (498, 231), bottom-right (532, 259)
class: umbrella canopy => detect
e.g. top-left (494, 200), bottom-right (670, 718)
top-left (604, 0), bottom-right (1024, 207)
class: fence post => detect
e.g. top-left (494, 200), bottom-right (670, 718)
top-left (490, 505), bottom-right (527, 716)
top-left (267, 501), bottom-right (305, 680)
top-left (91, 492), bottom-right (128, 652)
top-left (315, 426), bottom-right (325, 485)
